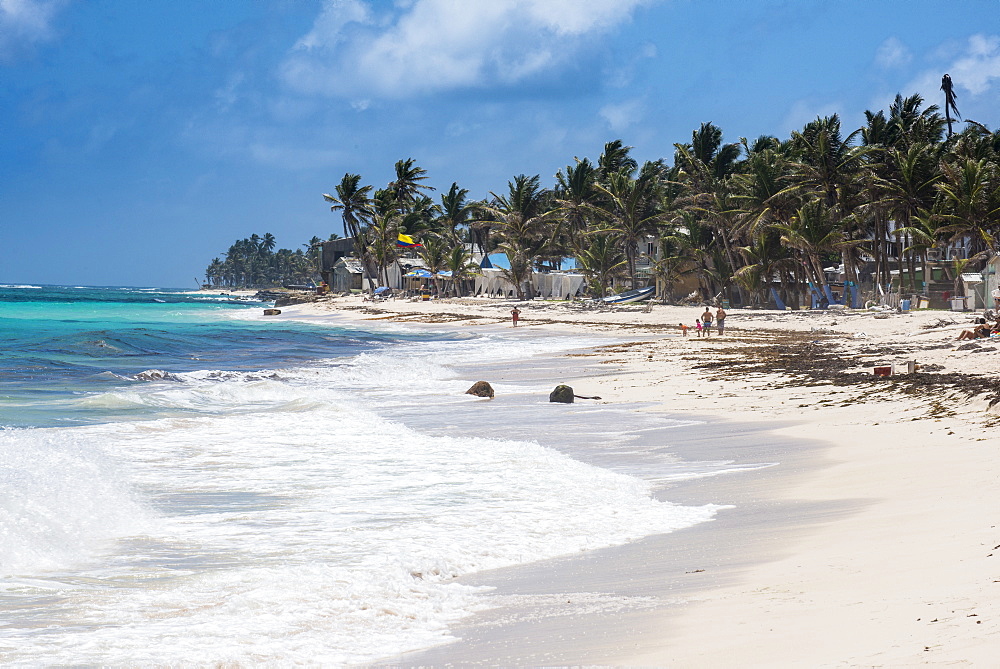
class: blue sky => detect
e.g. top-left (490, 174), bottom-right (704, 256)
top-left (2, 0), bottom-right (999, 288)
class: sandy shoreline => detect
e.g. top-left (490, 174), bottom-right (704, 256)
top-left (274, 295), bottom-right (1000, 666)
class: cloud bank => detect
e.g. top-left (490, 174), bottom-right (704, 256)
top-left (281, 0), bottom-right (657, 99)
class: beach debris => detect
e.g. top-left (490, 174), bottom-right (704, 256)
top-left (574, 394), bottom-right (602, 400)
top-left (465, 381), bottom-right (495, 398)
top-left (874, 366), bottom-right (892, 377)
top-left (957, 342), bottom-right (981, 351)
top-left (263, 308), bottom-right (281, 315)
top-left (549, 384), bottom-right (575, 403)
top-left (853, 332), bottom-right (869, 338)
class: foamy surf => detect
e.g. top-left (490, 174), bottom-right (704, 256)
top-left (0, 286), bottom-right (737, 665)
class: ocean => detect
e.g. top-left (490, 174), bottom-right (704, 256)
top-left (0, 284), bottom-right (733, 665)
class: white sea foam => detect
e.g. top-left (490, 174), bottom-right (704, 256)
top-left (0, 429), bottom-right (150, 576)
top-left (0, 327), bottom-right (732, 665)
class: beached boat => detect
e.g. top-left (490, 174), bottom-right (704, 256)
top-left (601, 286), bottom-right (655, 304)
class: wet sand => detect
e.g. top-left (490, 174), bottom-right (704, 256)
top-left (275, 296), bottom-right (1000, 666)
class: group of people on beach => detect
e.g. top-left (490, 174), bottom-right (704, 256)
top-left (679, 306), bottom-right (726, 337)
top-left (956, 314), bottom-right (1000, 340)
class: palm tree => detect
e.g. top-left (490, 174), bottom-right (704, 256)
top-left (389, 158), bottom-right (435, 212)
top-left (323, 173), bottom-right (373, 239)
top-left (367, 211), bottom-right (402, 288)
top-left (436, 183), bottom-right (474, 246)
top-left (593, 171), bottom-right (664, 290)
top-left (480, 174), bottom-right (553, 296)
top-left (773, 199), bottom-right (857, 304)
top-left (876, 142), bottom-right (941, 291)
top-left (554, 158), bottom-right (599, 253)
top-left (786, 115), bottom-right (873, 295)
top-left (941, 74), bottom-right (961, 138)
top-left (417, 235), bottom-right (450, 295)
top-left (576, 232), bottom-right (627, 298)
top-left (597, 140), bottom-right (637, 180)
top-left (936, 158), bottom-right (1000, 257)
top-left (444, 244), bottom-right (476, 296)
top-left (495, 240), bottom-right (544, 300)
top-left (260, 232), bottom-right (277, 254)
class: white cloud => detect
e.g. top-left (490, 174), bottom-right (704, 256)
top-left (600, 98), bottom-right (645, 131)
top-left (875, 36), bottom-right (911, 69)
top-left (947, 34), bottom-right (1000, 96)
top-left (281, 0), bottom-right (657, 99)
top-left (895, 34), bottom-right (1000, 125)
top-left (0, 0), bottom-right (68, 62)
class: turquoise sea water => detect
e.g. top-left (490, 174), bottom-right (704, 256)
top-left (0, 284), bottom-right (728, 665)
top-left (0, 285), bottom-right (410, 428)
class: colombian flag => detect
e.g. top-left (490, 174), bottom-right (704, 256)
top-left (397, 233), bottom-right (422, 248)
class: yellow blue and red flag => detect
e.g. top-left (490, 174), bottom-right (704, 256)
top-left (396, 233), bottom-right (422, 248)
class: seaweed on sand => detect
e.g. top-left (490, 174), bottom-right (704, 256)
top-left (693, 330), bottom-right (1000, 408)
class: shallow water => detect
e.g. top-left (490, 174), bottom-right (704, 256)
top-left (0, 285), bottom-right (737, 665)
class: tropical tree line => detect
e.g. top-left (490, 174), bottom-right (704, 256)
top-left (325, 89), bottom-right (999, 305)
top-left (204, 233), bottom-right (333, 288)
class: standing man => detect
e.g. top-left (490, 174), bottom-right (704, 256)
top-left (716, 306), bottom-right (727, 335)
top-left (701, 307), bottom-right (713, 336)
top-left (511, 306), bottom-right (521, 327)
top-left (992, 285), bottom-right (1000, 311)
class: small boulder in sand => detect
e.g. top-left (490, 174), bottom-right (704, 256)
top-left (549, 384), bottom-right (574, 403)
top-left (466, 381), bottom-right (495, 398)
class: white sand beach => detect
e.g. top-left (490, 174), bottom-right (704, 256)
top-left (276, 295), bottom-right (1000, 666)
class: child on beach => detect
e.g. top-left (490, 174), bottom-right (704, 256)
top-left (510, 307), bottom-right (521, 327)
top-left (679, 322), bottom-right (689, 337)
top-left (695, 320), bottom-right (703, 337)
